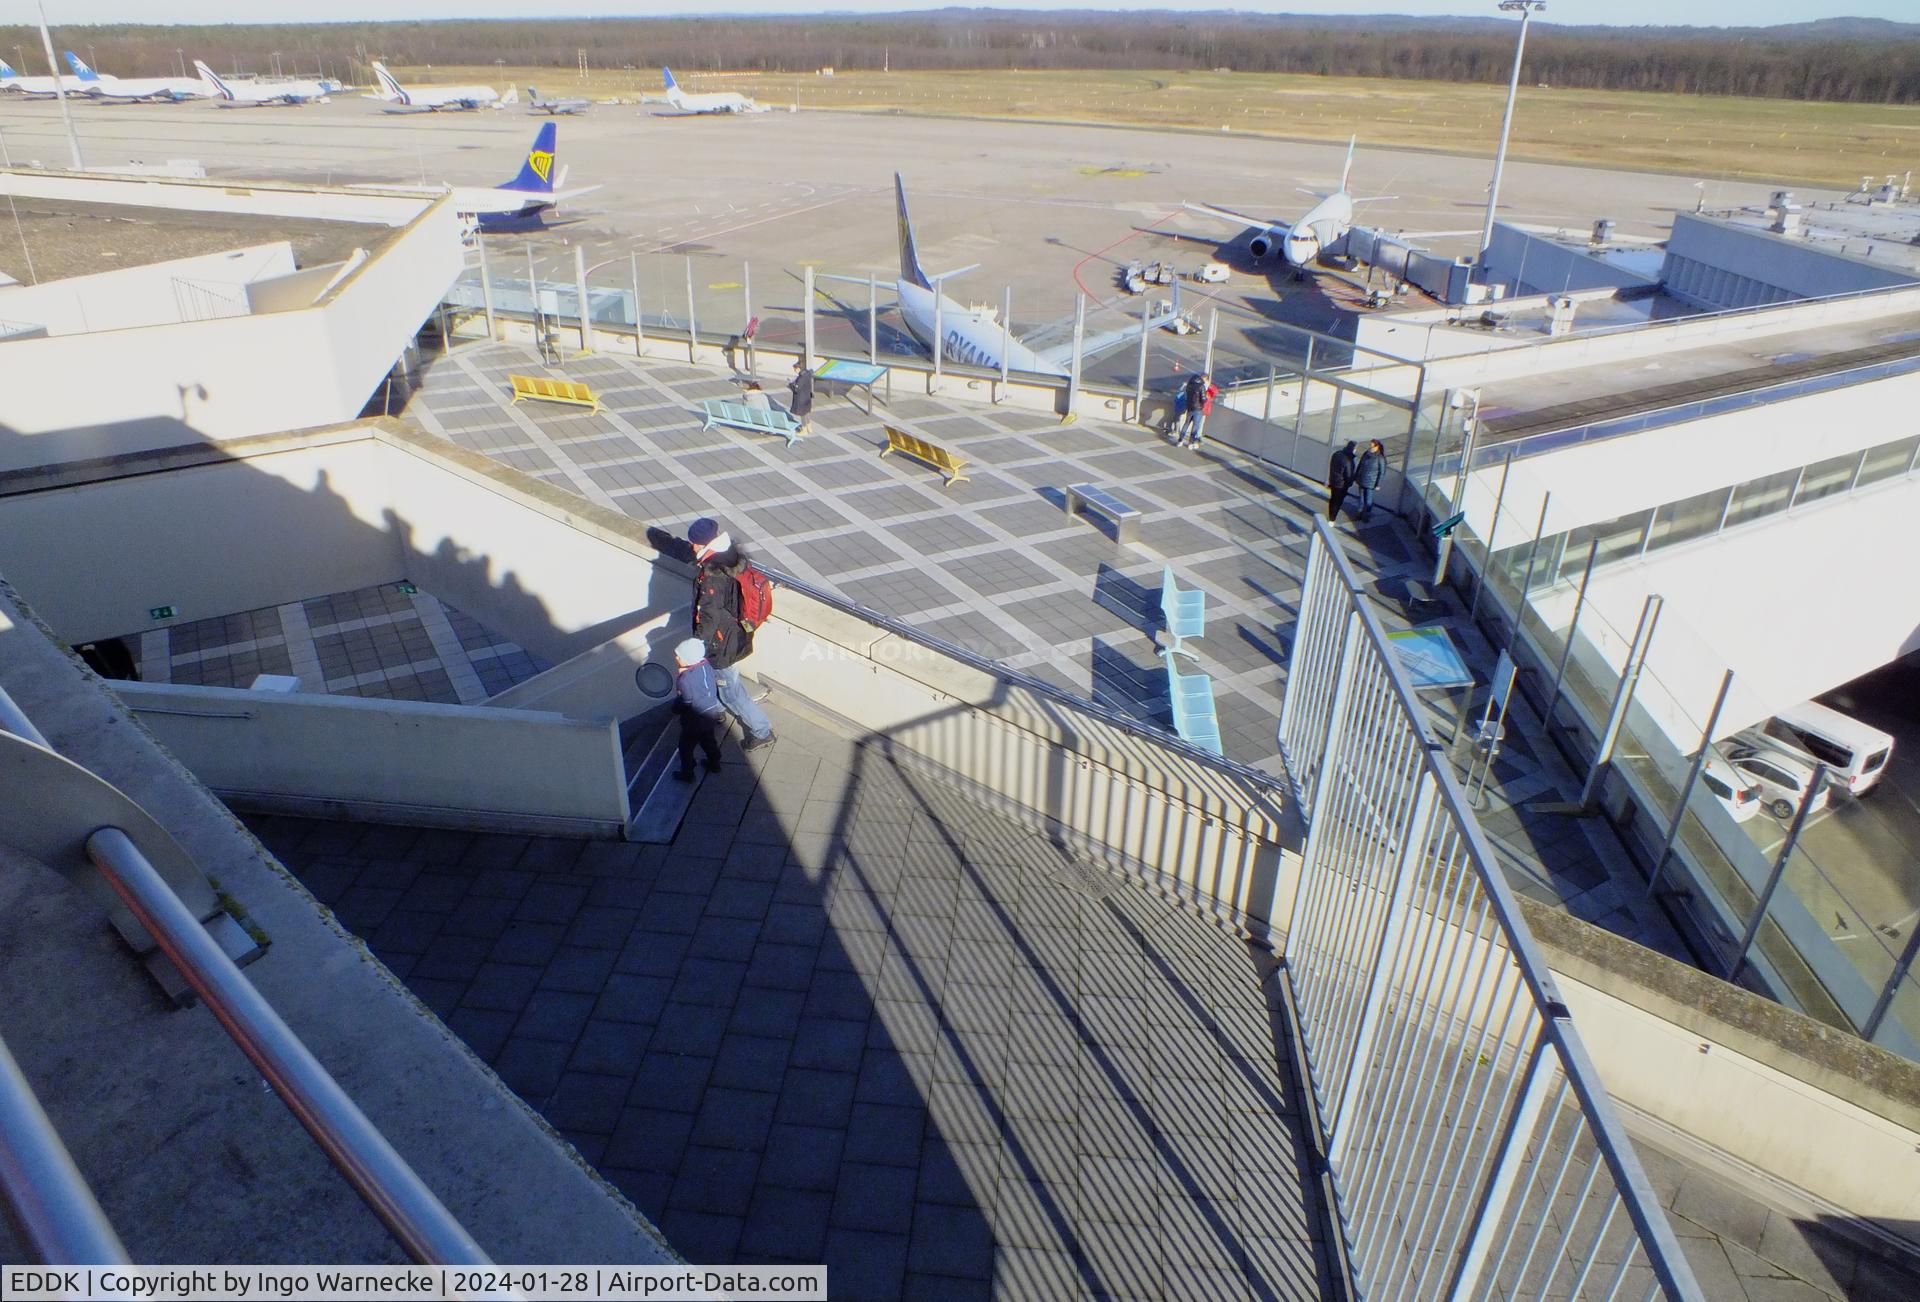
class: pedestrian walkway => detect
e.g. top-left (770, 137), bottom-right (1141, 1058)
top-left (249, 707), bottom-right (1335, 1299)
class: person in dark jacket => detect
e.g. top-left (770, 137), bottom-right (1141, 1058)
top-left (787, 357), bottom-right (815, 437)
top-left (646, 516), bottom-right (776, 749)
top-left (1179, 372), bottom-right (1207, 446)
top-left (1328, 441), bottom-right (1357, 521)
top-left (1354, 439), bottom-right (1386, 521)
top-left (671, 637), bottom-right (725, 781)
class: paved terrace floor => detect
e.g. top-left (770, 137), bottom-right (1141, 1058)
top-left (401, 341), bottom-right (1678, 953)
top-left (248, 709), bottom-right (1336, 1299)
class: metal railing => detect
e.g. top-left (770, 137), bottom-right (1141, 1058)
top-left (1277, 522), bottom-right (1702, 1301)
top-left (0, 687), bottom-right (490, 1266)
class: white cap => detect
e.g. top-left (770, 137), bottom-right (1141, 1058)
top-left (674, 638), bottom-right (706, 666)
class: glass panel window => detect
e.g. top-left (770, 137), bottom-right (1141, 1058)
top-left (1646, 485), bottom-right (1734, 553)
top-left (1724, 468), bottom-right (1799, 530)
top-left (1793, 451), bottom-right (1859, 508)
top-left (1858, 435), bottom-right (1920, 489)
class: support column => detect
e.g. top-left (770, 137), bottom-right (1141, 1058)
top-left (475, 238), bottom-right (497, 341)
top-left (1579, 594), bottom-right (1664, 810)
top-left (573, 245), bottom-right (593, 354)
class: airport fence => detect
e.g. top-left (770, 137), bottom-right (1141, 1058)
top-left (1279, 522), bottom-right (1703, 1301)
top-left (441, 242), bottom-right (1433, 464)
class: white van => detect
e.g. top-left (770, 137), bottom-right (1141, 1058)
top-left (1753, 701), bottom-right (1895, 798)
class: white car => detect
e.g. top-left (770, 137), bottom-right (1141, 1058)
top-left (1726, 744), bottom-right (1832, 821)
top-left (1700, 752), bottom-right (1762, 825)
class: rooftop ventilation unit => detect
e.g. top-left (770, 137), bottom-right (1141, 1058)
top-left (1591, 218), bottom-right (1615, 246)
top-left (1768, 190), bottom-right (1802, 236)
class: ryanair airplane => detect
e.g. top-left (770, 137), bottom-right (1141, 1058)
top-left (352, 123), bottom-right (598, 233)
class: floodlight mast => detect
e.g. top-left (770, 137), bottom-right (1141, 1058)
top-left (1478, 0), bottom-right (1545, 275)
top-left (35, 0), bottom-right (83, 171)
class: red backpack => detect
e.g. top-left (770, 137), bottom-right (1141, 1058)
top-left (736, 563), bottom-right (774, 632)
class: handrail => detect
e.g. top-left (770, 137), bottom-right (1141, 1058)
top-left (0, 1032), bottom-right (129, 1264)
top-left (85, 827), bottom-right (492, 1265)
top-left (0, 685), bottom-right (492, 1265)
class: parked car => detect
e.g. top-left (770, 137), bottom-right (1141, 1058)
top-left (1726, 744), bottom-right (1833, 821)
top-left (1699, 751), bottom-right (1763, 825)
top-left (1754, 701), bottom-right (1894, 799)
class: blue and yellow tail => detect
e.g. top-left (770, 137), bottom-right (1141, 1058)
top-left (501, 123), bottom-right (559, 194)
top-left (895, 173), bottom-right (931, 291)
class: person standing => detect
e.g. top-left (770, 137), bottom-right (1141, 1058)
top-left (788, 357), bottom-right (815, 437)
top-left (650, 517), bottom-right (777, 751)
top-left (1328, 440), bottom-right (1357, 522)
top-left (1355, 439), bottom-right (1386, 522)
top-left (670, 638), bottom-right (725, 782)
top-left (1187, 374), bottom-right (1217, 450)
top-left (1180, 372), bottom-right (1207, 446)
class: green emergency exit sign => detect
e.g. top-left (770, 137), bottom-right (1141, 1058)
top-left (149, 605), bottom-right (175, 621)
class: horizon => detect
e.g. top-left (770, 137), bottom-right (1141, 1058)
top-left (19, 4), bottom-right (1920, 32)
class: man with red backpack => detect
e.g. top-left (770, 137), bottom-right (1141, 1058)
top-left (661, 517), bottom-right (776, 750)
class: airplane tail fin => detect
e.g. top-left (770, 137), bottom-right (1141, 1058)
top-left (502, 122), bottom-right (558, 193)
top-left (65, 52), bottom-right (98, 81)
top-left (0, 59), bottom-right (16, 78)
top-left (895, 173), bottom-right (931, 291)
top-left (662, 67), bottom-right (679, 95)
top-left (1341, 134), bottom-right (1356, 194)
top-left (193, 60), bottom-right (232, 98)
top-left (371, 61), bottom-right (408, 104)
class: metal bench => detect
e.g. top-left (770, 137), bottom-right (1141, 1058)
top-left (509, 373), bottom-right (603, 414)
top-left (701, 397), bottom-right (804, 448)
top-left (1065, 482), bottom-right (1141, 544)
top-left (880, 424), bottom-right (969, 487)
top-left (1161, 565), bottom-right (1206, 659)
top-left (1162, 648), bottom-right (1223, 756)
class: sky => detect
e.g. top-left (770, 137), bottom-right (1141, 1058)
top-left (23, 2), bottom-right (1920, 29)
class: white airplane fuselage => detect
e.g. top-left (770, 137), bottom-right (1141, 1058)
top-left (1280, 192), bottom-right (1356, 268)
top-left (897, 278), bottom-right (1062, 377)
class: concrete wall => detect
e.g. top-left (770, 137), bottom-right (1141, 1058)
top-left (0, 434), bottom-right (403, 643)
top-left (246, 254), bottom-right (362, 314)
top-left (115, 680), bottom-right (629, 836)
top-left (0, 189), bottom-right (461, 467)
top-left (0, 242), bottom-right (293, 334)
top-left (1524, 900), bottom-right (1920, 1251)
top-left (1663, 212), bottom-right (1920, 310)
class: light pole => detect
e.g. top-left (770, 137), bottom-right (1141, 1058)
top-left (1477, 0), bottom-right (1545, 273)
top-left (175, 48), bottom-right (184, 79)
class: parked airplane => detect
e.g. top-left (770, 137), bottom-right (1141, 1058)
top-left (1182, 136), bottom-right (1380, 275)
top-left (368, 61), bottom-right (503, 112)
top-left (65, 52), bottom-right (211, 102)
top-left (194, 61), bottom-right (331, 107)
top-left (651, 67), bottom-right (768, 115)
top-left (526, 87), bottom-right (590, 115)
top-left (354, 122), bottom-right (597, 233)
top-left (0, 57), bottom-right (90, 98)
top-left (844, 175), bottom-right (1180, 378)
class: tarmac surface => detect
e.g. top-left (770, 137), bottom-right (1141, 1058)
top-left (0, 95), bottom-right (1804, 350)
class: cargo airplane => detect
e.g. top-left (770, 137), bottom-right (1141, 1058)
top-left (64, 52), bottom-right (211, 102)
top-left (194, 61), bottom-right (333, 107)
top-left (368, 61), bottom-right (504, 112)
top-left (527, 87), bottom-right (590, 115)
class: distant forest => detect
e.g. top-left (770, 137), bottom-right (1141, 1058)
top-left (4, 11), bottom-right (1918, 104)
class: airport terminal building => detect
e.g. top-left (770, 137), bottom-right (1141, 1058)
top-left (3, 146), bottom-right (1920, 1302)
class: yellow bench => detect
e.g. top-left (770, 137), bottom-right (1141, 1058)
top-left (879, 424), bottom-right (969, 488)
top-left (508, 374), bottom-right (604, 414)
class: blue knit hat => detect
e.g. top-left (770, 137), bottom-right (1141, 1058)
top-left (687, 517), bottom-right (721, 547)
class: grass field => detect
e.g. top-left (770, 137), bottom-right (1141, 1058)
top-left (416, 65), bottom-right (1918, 189)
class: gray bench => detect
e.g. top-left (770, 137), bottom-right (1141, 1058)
top-left (1065, 482), bottom-right (1141, 544)
top-left (1161, 565), bottom-right (1206, 660)
top-left (701, 397), bottom-right (803, 448)
top-left (1163, 648), bottom-right (1223, 756)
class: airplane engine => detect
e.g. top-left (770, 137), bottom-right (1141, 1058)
top-left (1247, 230), bottom-right (1279, 260)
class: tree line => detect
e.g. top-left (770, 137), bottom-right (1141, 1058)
top-left (1, 12), bottom-right (1916, 105)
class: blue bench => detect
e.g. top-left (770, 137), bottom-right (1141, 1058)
top-left (1161, 565), bottom-right (1206, 660)
top-left (701, 397), bottom-right (803, 447)
top-left (1163, 648), bottom-right (1223, 756)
